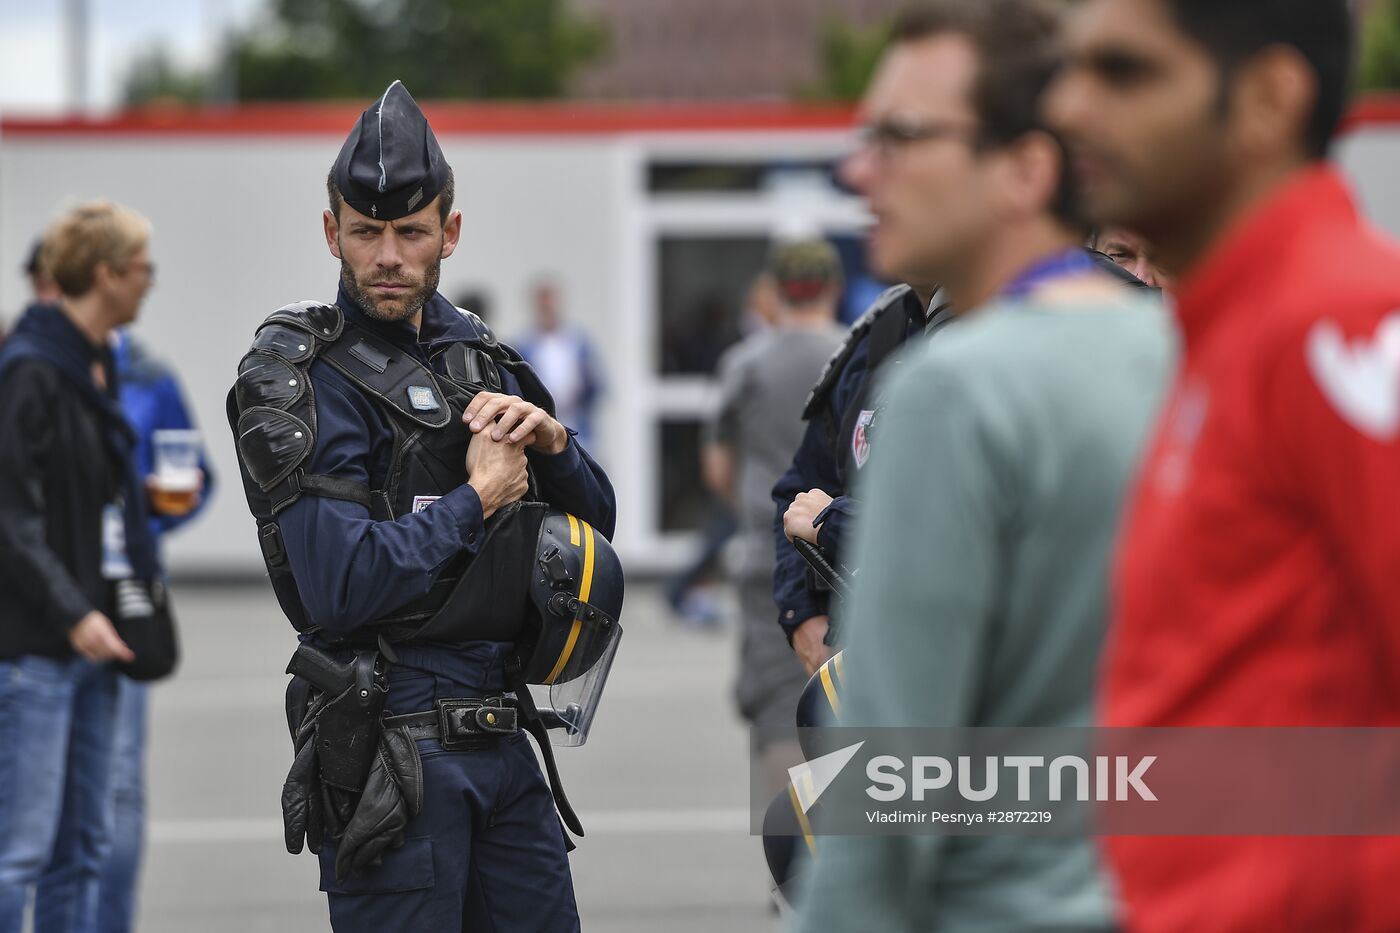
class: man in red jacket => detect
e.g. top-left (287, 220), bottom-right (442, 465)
top-left (1047, 1), bottom-right (1400, 930)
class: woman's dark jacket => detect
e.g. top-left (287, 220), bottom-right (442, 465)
top-left (0, 305), bottom-right (156, 660)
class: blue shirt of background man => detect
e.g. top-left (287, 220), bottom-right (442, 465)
top-left (111, 330), bottom-right (215, 548)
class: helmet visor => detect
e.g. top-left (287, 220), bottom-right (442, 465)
top-left (532, 619), bottom-right (622, 747)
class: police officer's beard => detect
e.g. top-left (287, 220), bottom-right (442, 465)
top-left (340, 257), bottom-right (442, 323)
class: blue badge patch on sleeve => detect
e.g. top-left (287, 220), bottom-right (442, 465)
top-left (407, 385), bottom-right (440, 412)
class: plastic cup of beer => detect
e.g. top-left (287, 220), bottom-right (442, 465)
top-left (151, 429), bottom-right (202, 515)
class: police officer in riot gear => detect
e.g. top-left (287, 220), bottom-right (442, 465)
top-left (772, 283), bottom-right (943, 673)
top-left (775, 248), bottom-right (1144, 673)
top-left (227, 81), bottom-right (618, 932)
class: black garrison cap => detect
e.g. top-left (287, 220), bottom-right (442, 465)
top-left (333, 80), bottom-right (449, 222)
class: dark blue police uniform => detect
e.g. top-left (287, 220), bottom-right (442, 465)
top-left (282, 288), bottom-right (614, 931)
top-left (772, 252), bottom-right (1148, 643)
top-left (227, 80), bottom-right (616, 933)
top-left (280, 289), bottom-right (616, 636)
top-left (770, 285), bottom-right (934, 642)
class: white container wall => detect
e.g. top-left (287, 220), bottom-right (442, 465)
top-left (3, 104), bottom-right (1397, 575)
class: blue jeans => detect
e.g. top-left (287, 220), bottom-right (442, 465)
top-left (92, 678), bottom-right (147, 933)
top-left (0, 656), bottom-right (119, 933)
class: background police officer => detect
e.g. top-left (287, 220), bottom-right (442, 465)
top-left (229, 81), bottom-right (615, 932)
top-left (772, 280), bottom-right (941, 674)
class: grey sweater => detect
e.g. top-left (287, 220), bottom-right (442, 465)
top-left (794, 291), bottom-right (1173, 932)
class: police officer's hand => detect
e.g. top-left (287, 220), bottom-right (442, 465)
top-left (783, 489), bottom-right (835, 545)
top-left (463, 392), bottom-right (568, 455)
top-left (69, 610), bottom-right (136, 664)
top-left (793, 615), bottom-right (830, 676)
top-left (466, 431), bottom-right (529, 519)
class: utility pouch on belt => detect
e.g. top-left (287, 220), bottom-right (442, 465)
top-left (286, 644), bottom-right (388, 792)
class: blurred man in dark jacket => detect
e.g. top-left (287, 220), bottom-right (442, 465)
top-left (15, 236), bottom-right (209, 933)
top-left (0, 202), bottom-right (155, 933)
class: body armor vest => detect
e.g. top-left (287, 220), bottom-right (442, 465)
top-left (802, 285), bottom-right (926, 484)
top-left (226, 300), bottom-right (554, 643)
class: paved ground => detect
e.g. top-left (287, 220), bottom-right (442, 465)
top-left (136, 582), bottom-right (783, 932)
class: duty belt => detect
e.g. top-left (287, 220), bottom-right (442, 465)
top-left (384, 697), bottom-right (519, 751)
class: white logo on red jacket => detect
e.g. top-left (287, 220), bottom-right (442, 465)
top-left (1305, 313), bottom-right (1400, 442)
top-left (1153, 379), bottom-right (1209, 494)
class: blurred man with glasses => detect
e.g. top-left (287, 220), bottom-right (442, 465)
top-left (790, 2), bottom-right (1171, 929)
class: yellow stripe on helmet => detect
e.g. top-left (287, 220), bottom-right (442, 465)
top-left (820, 663), bottom-right (841, 718)
top-left (543, 517), bottom-right (596, 685)
top-left (788, 783), bottom-right (817, 856)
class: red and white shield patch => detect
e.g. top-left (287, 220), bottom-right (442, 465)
top-left (852, 409), bottom-right (876, 469)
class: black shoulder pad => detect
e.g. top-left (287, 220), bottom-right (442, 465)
top-left (801, 284), bottom-right (913, 422)
top-left (233, 343), bottom-right (316, 491)
top-left (236, 406), bottom-right (313, 491)
top-left (227, 302), bottom-right (335, 493)
top-left (265, 300), bottom-right (345, 341)
top-left (252, 323), bottom-right (317, 364)
top-left (453, 305), bottom-right (499, 350)
top-left (1088, 250), bottom-right (1149, 288)
top-left (235, 352), bottom-right (308, 412)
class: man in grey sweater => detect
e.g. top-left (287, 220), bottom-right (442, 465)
top-left (704, 241), bottom-right (848, 794)
top-left (793, 2), bottom-right (1172, 931)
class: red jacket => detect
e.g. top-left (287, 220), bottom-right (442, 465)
top-left (1105, 166), bottom-right (1400, 932)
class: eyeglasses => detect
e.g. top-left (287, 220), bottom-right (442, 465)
top-left (855, 118), bottom-right (983, 159)
top-left (122, 260), bottom-right (156, 281)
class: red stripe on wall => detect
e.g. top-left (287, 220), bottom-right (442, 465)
top-left (0, 101), bottom-right (859, 138)
top-left (8, 93), bottom-right (1400, 140)
top-left (1339, 93), bottom-right (1400, 135)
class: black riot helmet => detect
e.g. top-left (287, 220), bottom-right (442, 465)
top-left (796, 650), bottom-right (845, 762)
top-left (762, 784), bottom-right (817, 907)
top-left (517, 509), bottom-right (625, 746)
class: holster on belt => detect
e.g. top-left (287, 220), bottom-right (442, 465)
top-left (285, 643), bottom-right (388, 792)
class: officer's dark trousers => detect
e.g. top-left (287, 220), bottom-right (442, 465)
top-left (318, 668), bottom-right (579, 933)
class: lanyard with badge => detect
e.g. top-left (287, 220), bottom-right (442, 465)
top-left (102, 498), bottom-right (133, 580)
top-left (104, 495), bottom-right (157, 619)
top-left (999, 248), bottom-right (1099, 300)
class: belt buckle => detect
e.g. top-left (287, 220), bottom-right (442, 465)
top-left (434, 698), bottom-right (517, 748)
top-left (435, 699), bottom-right (484, 751)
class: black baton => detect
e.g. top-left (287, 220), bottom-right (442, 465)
top-left (793, 538), bottom-right (849, 601)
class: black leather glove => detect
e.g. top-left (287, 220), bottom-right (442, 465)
top-left (282, 681), bottom-right (330, 855)
top-left (334, 724), bottom-right (424, 882)
top-left (282, 732), bottom-right (324, 855)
